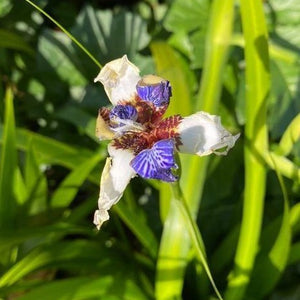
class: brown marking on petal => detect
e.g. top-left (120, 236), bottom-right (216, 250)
top-left (135, 101), bottom-right (154, 125)
top-left (99, 107), bottom-right (111, 122)
top-left (150, 103), bottom-right (168, 125)
top-left (112, 132), bottom-right (152, 155)
top-left (96, 110), bottom-right (115, 140)
top-left (152, 115), bottom-right (183, 147)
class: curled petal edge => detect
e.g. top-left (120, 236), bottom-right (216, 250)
top-left (94, 55), bottom-right (141, 105)
top-left (93, 146), bottom-right (136, 230)
top-left (177, 111), bottom-right (240, 156)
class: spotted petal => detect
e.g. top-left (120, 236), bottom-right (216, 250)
top-left (94, 55), bottom-right (141, 105)
top-left (130, 139), bottom-right (178, 182)
top-left (93, 144), bottom-right (136, 229)
top-left (177, 112), bottom-right (239, 156)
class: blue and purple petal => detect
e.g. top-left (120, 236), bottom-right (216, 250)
top-left (136, 75), bottom-right (172, 107)
top-left (130, 139), bottom-right (178, 182)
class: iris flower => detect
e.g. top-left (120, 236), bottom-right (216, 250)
top-left (93, 55), bottom-right (239, 229)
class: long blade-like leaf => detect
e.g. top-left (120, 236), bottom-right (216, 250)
top-left (0, 87), bottom-right (17, 231)
top-left (225, 0), bottom-right (270, 298)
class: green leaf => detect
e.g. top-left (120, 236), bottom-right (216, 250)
top-left (225, 0), bottom-right (270, 299)
top-left (246, 159), bottom-right (291, 299)
top-left (0, 87), bottom-right (17, 231)
top-left (69, 6), bottom-right (150, 76)
top-left (38, 29), bottom-right (88, 86)
top-left (164, 0), bottom-right (209, 33)
top-left (288, 242), bottom-right (300, 265)
top-left (115, 199), bottom-right (158, 259)
top-left (14, 167), bottom-right (28, 206)
top-left (24, 140), bottom-right (47, 214)
top-left (0, 240), bottom-right (104, 287)
top-left (51, 153), bottom-right (102, 208)
top-left (0, 126), bottom-right (106, 173)
top-left (17, 276), bottom-right (148, 300)
top-left (0, 29), bottom-right (34, 54)
top-left (0, 223), bottom-right (91, 253)
top-left (56, 105), bottom-right (97, 140)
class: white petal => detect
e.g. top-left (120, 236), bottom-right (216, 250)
top-left (94, 55), bottom-right (141, 105)
top-left (177, 112), bottom-right (240, 156)
top-left (93, 144), bottom-right (136, 229)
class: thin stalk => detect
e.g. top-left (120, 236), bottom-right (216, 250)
top-left (24, 0), bottom-right (102, 69)
top-left (170, 182), bottom-right (223, 300)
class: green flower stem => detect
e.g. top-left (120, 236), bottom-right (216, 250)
top-left (170, 182), bottom-right (223, 300)
top-left (24, 0), bottom-right (102, 69)
top-left (225, 0), bottom-right (270, 298)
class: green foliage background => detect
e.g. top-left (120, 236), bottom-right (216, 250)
top-left (0, 0), bottom-right (299, 299)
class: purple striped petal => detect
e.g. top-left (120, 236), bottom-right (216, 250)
top-left (130, 139), bottom-right (178, 182)
top-left (136, 75), bottom-right (171, 107)
top-left (109, 104), bottom-right (138, 121)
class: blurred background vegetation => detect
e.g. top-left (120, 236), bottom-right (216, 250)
top-left (0, 0), bottom-right (299, 299)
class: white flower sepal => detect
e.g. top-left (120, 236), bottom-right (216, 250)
top-left (93, 144), bottom-right (136, 229)
top-left (177, 112), bottom-right (240, 156)
top-left (94, 55), bottom-right (141, 105)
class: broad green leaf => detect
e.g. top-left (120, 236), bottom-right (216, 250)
top-left (38, 30), bottom-right (88, 86)
top-left (0, 29), bottom-right (33, 54)
top-left (0, 87), bottom-right (17, 231)
top-left (71, 6), bottom-right (150, 75)
top-left (17, 276), bottom-right (148, 300)
top-left (164, 0), bottom-right (209, 33)
top-left (51, 153), bottom-right (102, 208)
top-left (269, 0), bottom-right (300, 48)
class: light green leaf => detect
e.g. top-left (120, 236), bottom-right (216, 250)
top-left (225, 0), bottom-right (270, 298)
top-left (51, 153), bottom-right (102, 208)
top-left (17, 276), bottom-right (148, 300)
top-left (0, 87), bottom-right (17, 231)
top-left (246, 160), bottom-right (291, 299)
top-left (38, 30), bottom-right (88, 86)
top-left (164, 0), bottom-right (209, 33)
top-left (24, 141), bottom-right (47, 214)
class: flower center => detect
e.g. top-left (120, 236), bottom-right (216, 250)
top-left (109, 104), bottom-right (144, 134)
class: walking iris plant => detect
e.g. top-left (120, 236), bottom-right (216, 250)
top-left (93, 55), bottom-right (239, 229)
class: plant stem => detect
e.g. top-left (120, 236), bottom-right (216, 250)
top-left (170, 182), bottom-right (223, 300)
